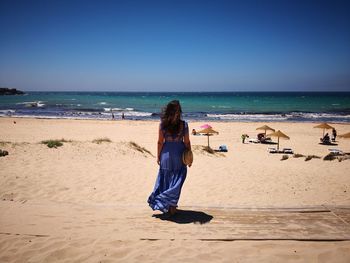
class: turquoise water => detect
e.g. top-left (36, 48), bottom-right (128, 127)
top-left (1, 92), bottom-right (350, 122)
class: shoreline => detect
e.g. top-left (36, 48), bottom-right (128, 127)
top-left (1, 116), bottom-right (350, 125)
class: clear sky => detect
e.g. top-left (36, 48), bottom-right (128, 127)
top-left (0, 0), bottom-right (349, 92)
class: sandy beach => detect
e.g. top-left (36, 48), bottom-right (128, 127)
top-left (1, 117), bottom-right (350, 262)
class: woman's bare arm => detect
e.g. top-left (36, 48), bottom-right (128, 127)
top-left (157, 125), bottom-right (164, 165)
top-left (184, 126), bottom-right (191, 150)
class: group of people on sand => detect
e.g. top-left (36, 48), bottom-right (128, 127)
top-left (321, 128), bottom-right (337, 144)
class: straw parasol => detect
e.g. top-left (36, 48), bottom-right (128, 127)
top-left (313, 123), bottom-right (334, 137)
top-left (198, 127), bottom-right (219, 148)
top-left (339, 132), bottom-right (350, 139)
top-left (267, 130), bottom-right (290, 151)
top-left (200, 124), bottom-right (212, 129)
top-left (256, 125), bottom-right (275, 135)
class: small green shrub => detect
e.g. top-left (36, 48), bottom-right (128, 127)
top-left (41, 140), bottom-right (63, 148)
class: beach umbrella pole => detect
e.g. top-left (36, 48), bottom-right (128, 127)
top-left (277, 137), bottom-right (280, 151)
top-left (207, 135), bottom-right (210, 148)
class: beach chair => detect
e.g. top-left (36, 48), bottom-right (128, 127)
top-left (248, 138), bottom-right (260, 143)
top-left (328, 148), bottom-right (344, 156)
top-left (283, 148), bottom-right (294, 154)
top-left (215, 145), bottom-right (228, 152)
top-left (218, 145), bottom-right (228, 152)
top-left (267, 147), bottom-right (278, 153)
top-left (257, 133), bottom-right (273, 144)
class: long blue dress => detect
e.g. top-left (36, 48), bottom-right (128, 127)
top-left (148, 121), bottom-right (188, 213)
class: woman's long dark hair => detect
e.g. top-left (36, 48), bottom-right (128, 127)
top-left (161, 100), bottom-right (183, 135)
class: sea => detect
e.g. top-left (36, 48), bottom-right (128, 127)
top-left (1, 92), bottom-right (350, 123)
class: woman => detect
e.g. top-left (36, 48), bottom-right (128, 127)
top-left (148, 100), bottom-right (191, 215)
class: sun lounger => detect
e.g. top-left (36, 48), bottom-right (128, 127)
top-left (215, 145), bottom-right (228, 152)
top-left (219, 145), bottom-right (228, 152)
top-left (267, 147), bottom-right (292, 154)
top-left (328, 148), bottom-right (344, 156)
top-left (267, 147), bottom-right (278, 153)
top-left (283, 148), bottom-right (294, 154)
top-left (248, 138), bottom-right (260, 143)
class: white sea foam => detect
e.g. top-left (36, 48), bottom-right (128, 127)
top-left (123, 111), bottom-right (152, 117)
top-left (37, 102), bottom-right (45, 107)
top-left (206, 113), bottom-right (287, 121)
top-left (0, 109), bottom-right (15, 116)
top-left (206, 112), bottom-right (350, 121)
top-left (99, 102), bottom-right (107, 105)
top-left (211, 106), bottom-right (231, 109)
top-left (16, 101), bottom-right (45, 107)
top-left (103, 107), bottom-right (134, 112)
top-left (107, 111), bottom-right (152, 117)
top-left (292, 112), bottom-right (350, 119)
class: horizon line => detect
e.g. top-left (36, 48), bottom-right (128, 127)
top-left (22, 90), bottom-right (350, 93)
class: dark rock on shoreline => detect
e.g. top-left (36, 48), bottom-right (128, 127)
top-left (0, 88), bottom-right (25, 95)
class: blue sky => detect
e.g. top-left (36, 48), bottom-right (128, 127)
top-left (0, 0), bottom-right (349, 91)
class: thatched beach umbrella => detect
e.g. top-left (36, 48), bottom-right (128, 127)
top-left (200, 124), bottom-right (212, 129)
top-left (256, 125), bottom-right (275, 135)
top-left (267, 130), bottom-right (290, 151)
top-left (339, 132), bottom-right (350, 139)
top-left (198, 127), bottom-right (219, 148)
top-left (314, 123), bottom-right (334, 137)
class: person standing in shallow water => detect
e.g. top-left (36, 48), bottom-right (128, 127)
top-left (148, 100), bottom-right (192, 216)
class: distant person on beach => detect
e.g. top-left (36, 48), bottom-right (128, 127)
top-left (111, 112), bottom-right (115, 120)
top-left (121, 112), bottom-right (125, 120)
top-left (192, 129), bottom-right (197, 135)
top-left (148, 100), bottom-right (191, 216)
top-left (241, 134), bottom-right (249, 143)
top-left (322, 133), bottom-right (330, 144)
top-left (332, 128), bottom-right (337, 141)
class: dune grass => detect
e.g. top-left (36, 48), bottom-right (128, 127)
top-left (305, 155), bottom-right (321, 161)
top-left (191, 145), bottom-right (224, 157)
top-left (323, 154), bottom-right (338, 161)
top-left (293, 153), bottom-right (305, 158)
top-left (129, 141), bottom-right (154, 156)
top-left (281, 155), bottom-right (289, 161)
top-left (92, 138), bottom-right (112, 144)
top-left (0, 141), bottom-right (11, 146)
top-left (41, 139), bottom-right (64, 148)
top-left (203, 146), bottom-right (215, 154)
top-left (337, 155), bottom-right (350, 162)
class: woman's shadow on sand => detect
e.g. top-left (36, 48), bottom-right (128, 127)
top-left (153, 209), bottom-right (213, 224)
